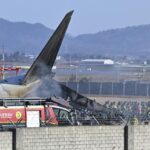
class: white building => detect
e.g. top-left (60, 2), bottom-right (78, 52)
top-left (81, 59), bottom-right (114, 65)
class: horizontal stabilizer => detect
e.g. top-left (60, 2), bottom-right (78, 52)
top-left (22, 11), bottom-right (73, 84)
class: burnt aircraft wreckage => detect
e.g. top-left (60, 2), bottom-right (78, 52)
top-left (0, 11), bottom-right (124, 125)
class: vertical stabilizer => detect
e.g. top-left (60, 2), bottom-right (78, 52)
top-left (22, 11), bottom-right (73, 84)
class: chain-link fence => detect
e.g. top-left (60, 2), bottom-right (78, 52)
top-left (61, 81), bottom-right (150, 97)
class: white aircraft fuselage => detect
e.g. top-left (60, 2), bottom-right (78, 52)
top-left (0, 80), bottom-right (40, 98)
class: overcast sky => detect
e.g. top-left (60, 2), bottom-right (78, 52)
top-left (0, 0), bottom-right (150, 36)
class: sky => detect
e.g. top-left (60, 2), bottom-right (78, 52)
top-left (0, 0), bottom-right (150, 36)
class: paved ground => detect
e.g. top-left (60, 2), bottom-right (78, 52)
top-left (86, 94), bottom-right (150, 104)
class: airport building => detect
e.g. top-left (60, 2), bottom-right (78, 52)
top-left (81, 59), bottom-right (114, 65)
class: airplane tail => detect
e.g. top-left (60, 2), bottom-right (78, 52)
top-left (22, 10), bottom-right (73, 85)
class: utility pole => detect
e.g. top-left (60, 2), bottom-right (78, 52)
top-left (2, 44), bottom-right (5, 80)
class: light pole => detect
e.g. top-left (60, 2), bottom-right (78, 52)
top-left (123, 81), bottom-right (126, 96)
top-left (112, 82), bottom-right (114, 96)
top-left (135, 82), bottom-right (137, 96)
top-left (99, 82), bottom-right (102, 95)
top-left (76, 68), bottom-right (79, 93)
top-left (147, 83), bottom-right (149, 97)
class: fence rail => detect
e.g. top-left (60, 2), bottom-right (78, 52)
top-left (61, 81), bottom-right (150, 97)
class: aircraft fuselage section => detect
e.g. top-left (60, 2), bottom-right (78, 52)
top-left (0, 80), bottom-right (39, 98)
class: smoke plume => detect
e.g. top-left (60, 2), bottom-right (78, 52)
top-left (24, 62), bottom-right (62, 98)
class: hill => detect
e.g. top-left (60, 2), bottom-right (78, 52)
top-left (73, 25), bottom-right (150, 57)
top-left (0, 18), bottom-right (53, 54)
top-left (0, 18), bottom-right (150, 57)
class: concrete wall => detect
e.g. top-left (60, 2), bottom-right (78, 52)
top-left (16, 126), bottom-right (124, 150)
top-left (2, 125), bottom-right (150, 150)
top-left (128, 125), bottom-right (150, 150)
top-left (0, 131), bottom-right (12, 150)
